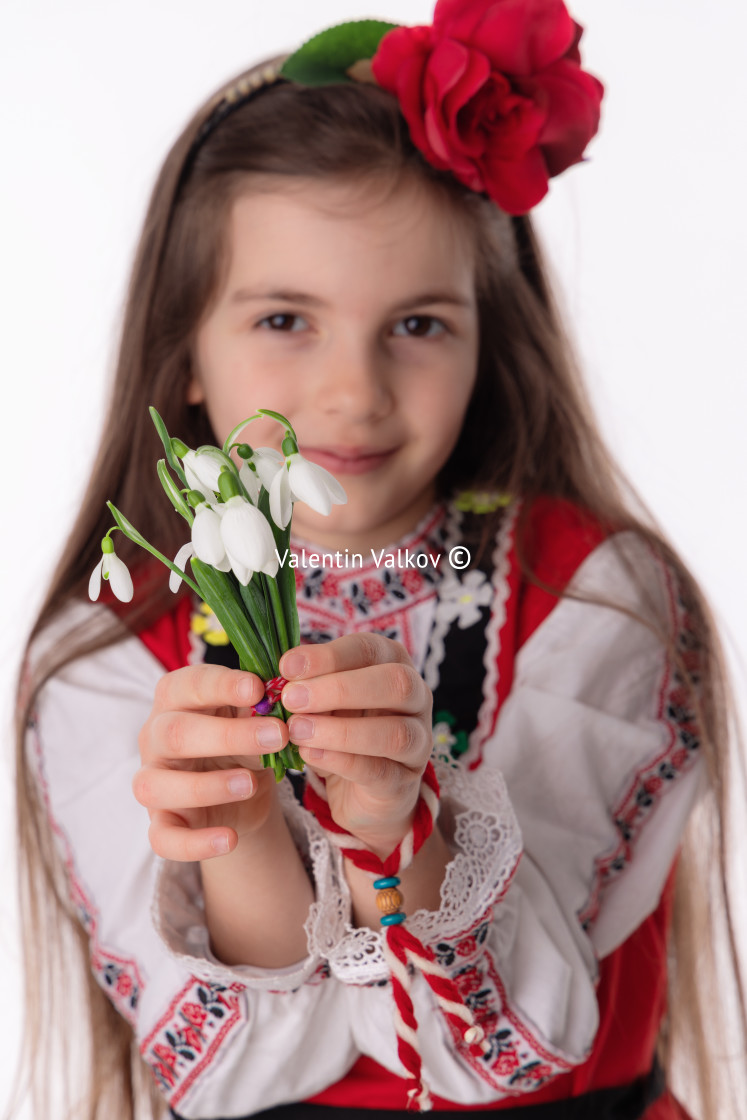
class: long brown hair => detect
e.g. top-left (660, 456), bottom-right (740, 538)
top-left (8, 60), bottom-right (745, 1120)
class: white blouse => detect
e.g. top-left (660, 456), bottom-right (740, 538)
top-left (27, 503), bottom-right (704, 1117)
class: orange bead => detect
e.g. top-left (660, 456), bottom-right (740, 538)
top-left (376, 887), bottom-right (404, 915)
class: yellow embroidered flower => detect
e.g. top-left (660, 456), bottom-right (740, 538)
top-left (454, 490), bottom-right (511, 514)
top-left (190, 601), bottom-right (229, 646)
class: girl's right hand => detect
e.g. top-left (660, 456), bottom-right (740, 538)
top-left (134, 664), bottom-right (290, 862)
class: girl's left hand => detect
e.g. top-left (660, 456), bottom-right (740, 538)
top-left (279, 633), bottom-right (433, 856)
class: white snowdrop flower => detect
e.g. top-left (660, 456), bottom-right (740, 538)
top-left (440, 570), bottom-right (493, 629)
top-left (223, 546), bottom-right (254, 587)
top-left (88, 539), bottom-right (134, 603)
top-left (268, 451), bottom-right (347, 528)
top-left (251, 446), bottom-right (285, 489)
top-left (169, 541), bottom-right (195, 593)
top-left (287, 453), bottom-right (347, 515)
top-left (238, 461), bottom-right (261, 504)
top-left (219, 496), bottom-right (279, 580)
top-left (269, 465), bottom-right (293, 530)
top-left (182, 449), bottom-right (225, 496)
top-left (192, 504), bottom-right (229, 567)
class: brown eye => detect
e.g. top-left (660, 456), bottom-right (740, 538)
top-left (258, 314), bottom-right (306, 332)
top-left (393, 315), bottom-right (445, 338)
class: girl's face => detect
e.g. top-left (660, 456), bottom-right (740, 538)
top-left (188, 176), bottom-right (480, 552)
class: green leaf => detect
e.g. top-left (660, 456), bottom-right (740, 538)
top-left (280, 20), bottom-right (398, 86)
top-left (191, 559), bottom-right (274, 680)
top-left (258, 489), bottom-right (300, 652)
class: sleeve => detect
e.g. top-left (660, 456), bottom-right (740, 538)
top-left (27, 602), bottom-right (358, 1119)
top-left (299, 531), bottom-right (705, 1105)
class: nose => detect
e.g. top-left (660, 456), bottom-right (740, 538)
top-left (315, 332), bottom-right (393, 424)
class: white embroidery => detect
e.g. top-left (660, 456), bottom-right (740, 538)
top-left (436, 568), bottom-right (494, 629)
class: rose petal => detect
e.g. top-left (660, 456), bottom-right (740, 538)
top-left (435, 0), bottom-right (576, 76)
top-left (529, 63), bottom-right (604, 174)
top-left (481, 145), bottom-right (550, 214)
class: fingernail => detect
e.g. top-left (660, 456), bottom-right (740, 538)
top-left (257, 723), bottom-right (282, 748)
top-left (301, 746), bottom-right (325, 761)
top-left (236, 676), bottom-right (257, 703)
top-left (280, 651), bottom-right (307, 678)
top-left (228, 774), bottom-right (254, 797)
top-left (283, 684), bottom-right (309, 710)
top-left (289, 716), bottom-right (314, 741)
top-left (211, 834), bottom-right (230, 854)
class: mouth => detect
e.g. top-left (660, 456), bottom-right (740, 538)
top-left (299, 445), bottom-right (398, 475)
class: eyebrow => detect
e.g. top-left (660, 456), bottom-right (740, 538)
top-left (228, 287), bottom-right (474, 311)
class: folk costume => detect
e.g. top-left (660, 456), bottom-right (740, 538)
top-left (27, 5), bottom-right (700, 1117)
top-left (28, 496), bottom-right (702, 1117)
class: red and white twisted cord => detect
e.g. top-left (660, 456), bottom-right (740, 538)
top-left (303, 760), bottom-right (488, 1111)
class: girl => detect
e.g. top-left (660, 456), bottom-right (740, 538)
top-left (10, 2), bottom-right (745, 1119)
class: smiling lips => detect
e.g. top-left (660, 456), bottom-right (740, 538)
top-left (299, 445), bottom-right (397, 475)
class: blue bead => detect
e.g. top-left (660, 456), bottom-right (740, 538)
top-left (380, 912), bottom-right (406, 926)
top-left (373, 876), bottom-right (401, 890)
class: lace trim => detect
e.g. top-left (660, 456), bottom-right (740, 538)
top-left (152, 781), bottom-right (336, 991)
top-left (306, 761), bottom-right (522, 985)
top-left (466, 500), bottom-right (520, 769)
top-left (422, 502), bottom-right (466, 691)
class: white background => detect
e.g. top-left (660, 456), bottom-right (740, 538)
top-left (1, 0), bottom-right (745, 1115)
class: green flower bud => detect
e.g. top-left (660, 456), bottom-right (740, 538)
top-left (101, 536), bottom-right (114, 554)
top-left (171, 438), bottom-right (190, 458)
top-left (218, 469), bottom-right (241, 502)
top-left (237, 443), bottom-right (254, 460)
top-left (281, 434), bottom-right (299, 457)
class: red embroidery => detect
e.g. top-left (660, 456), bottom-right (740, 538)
top-left (28, 715), bottom-right (145, 1026)
top-left (578, 565), bottom-right (701, 931)
top-left (140, 978), bottom-right (246, 1106)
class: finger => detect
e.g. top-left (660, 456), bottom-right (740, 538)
top-left (279, 633), bottom-right (411, 681)
top-left (287, 713), bottom-right (428, 769)
top-left (297, 749), bottom-right (421, 800)
top-left (153, 664), bottom-right (265, 714)
top-left (148, 809), bottom-right (237, 861)
top-left (133, 765), bottom-right (257, 811)
top-left (141, 710), bottom-right (287, 764)
top-left (281, 661), bottom-right (428, 717)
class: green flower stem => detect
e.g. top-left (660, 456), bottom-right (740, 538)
top-left (106, 502), bottom-right (202, 597)
top-left (191, 559), bottom-right (273, 680)
top-left (156, 460), bottom-right (194, 523)
top-left (237, 576), bottom-right (276, 667)
top-left (257, 575), bottom-right (281, 669)
top-left (223, 413), bottom-right (263, 455)
top-left (256, 408), bottom-right (296, 440)
top-left (264, 574), bottom-right (289, 655)
top-left (149, 407), bottom-right (187, 486)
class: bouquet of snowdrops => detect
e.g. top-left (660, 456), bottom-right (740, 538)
top-left (89, 407), bottom-right (346, 780)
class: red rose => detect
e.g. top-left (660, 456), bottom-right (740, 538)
top-left (371, 0), bottom-right (604, 214)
